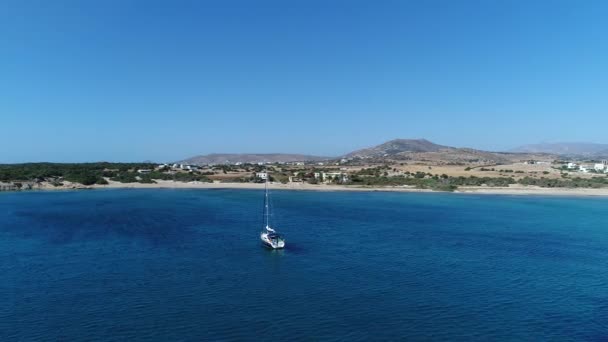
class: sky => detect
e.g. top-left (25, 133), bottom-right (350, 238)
top-left (1, 0), bottom-right (608, 162)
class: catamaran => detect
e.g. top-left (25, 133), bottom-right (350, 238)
top-left (260, 173), bottom-right (285, 249)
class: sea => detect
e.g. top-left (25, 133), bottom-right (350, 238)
top-left (1, 189), bottom-right (607, 341)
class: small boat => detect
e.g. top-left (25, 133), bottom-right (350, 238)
top-left (260, 173), bottom-right (285, 249)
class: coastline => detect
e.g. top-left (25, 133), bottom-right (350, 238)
top-left (6, 180), bottom-right (608, 197)
top-left (85, 180), bottom-right (608, 197)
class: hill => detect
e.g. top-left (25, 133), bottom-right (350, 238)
top-left (177, 153), bottom-right (328, 165)
top-left (345, 139), bottom-right (447, 158)
top-left (344, 139), bottom-right (520, 164)
top-left (178, 139), bottom-right (557, 167)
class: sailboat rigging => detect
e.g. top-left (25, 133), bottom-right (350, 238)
top-left (259, 172), bottom-right (285, 249)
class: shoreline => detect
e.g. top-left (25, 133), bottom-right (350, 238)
top-left (5, 180), bottom-right (608, 197)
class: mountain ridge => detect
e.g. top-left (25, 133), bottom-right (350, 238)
top-left (345, 139), bottom-right (448, 158)
top-left (177, 138), bottom-right (575, 165)
top-left (177, 153), bottom-right (329, 165)
top-left (511, 142), bottom-right (608, 156)
top-left (342, 138), bottom-right (519, 164)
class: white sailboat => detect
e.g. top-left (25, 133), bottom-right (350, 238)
top-left (260, 173), bottom-right (285, 249)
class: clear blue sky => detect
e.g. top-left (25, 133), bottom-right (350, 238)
top-left (2, 0), bottom-right (607, 162)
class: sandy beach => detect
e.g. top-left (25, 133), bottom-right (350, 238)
top-left (47, 180), bottom-right (608, 197)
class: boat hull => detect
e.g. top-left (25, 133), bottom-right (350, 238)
top-left (260, 232), bottom-right (285, 249)
top-left (261, 240), bottom-right (284, 249)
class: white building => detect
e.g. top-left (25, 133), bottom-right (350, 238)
top-left (314, 172), bottom-right (349, 183)
top-left (325, 172), bottom-right (348, 182)
top-left (256, 172), bottom-right (268, 180)
top-left (567, 162), bottom-right (578, 169)
top-left (594, 163), bottom-right (606, 172)
top-left (579, 165), bottom-right (590, 173)
top-left (137, 169), bottom-right (151, 174)
top-left (288, 175), bottom-right (302, 183)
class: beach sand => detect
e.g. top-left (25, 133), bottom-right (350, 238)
top-left (60, 180), bottom-right (608, 197)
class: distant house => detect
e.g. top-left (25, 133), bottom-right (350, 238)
top-left (567, 162), bottom-right (578, 169)
top-left (324, 172), bottom-right (349, 183)
top-left (579, 165), bottom-right (590, 173)
top-left (137, 169), bottom-right (151, 174)
top-left (594, 163), bottom-right (606, 172)
top-left (314, 172), bottom-right (349, 183)
top-left (256, 172), bottom-right (268, 180)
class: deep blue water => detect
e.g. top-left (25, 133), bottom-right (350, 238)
top-left (1, 189), bottom-right (608, 341)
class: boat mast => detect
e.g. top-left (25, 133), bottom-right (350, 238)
top-left (264, 171), bottom-right (269, 229)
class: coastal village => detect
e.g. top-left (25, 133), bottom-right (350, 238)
top-left (150, 157), bottom-right (608, 185)
top-left (141, 161), bottom-right (352, 184)
top-left (565, 161), bottom-right (608, 173)
top-left (3, 154), bottom-right (608, 193)
top-left (3, 139), bottom-right (608, 193)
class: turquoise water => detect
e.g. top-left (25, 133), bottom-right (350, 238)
top-left (1, 189), bottom-right (608, 341)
